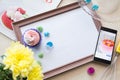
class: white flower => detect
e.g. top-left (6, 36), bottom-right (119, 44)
top-left (6, 7), bottom-right (24, 21)
top-left (12, 11), bottom-right (24, 21)
top-left (6, 7), bottom-right (17, 18)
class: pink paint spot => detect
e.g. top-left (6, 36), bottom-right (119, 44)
top-left (45, 0), bottom-right (52, 3)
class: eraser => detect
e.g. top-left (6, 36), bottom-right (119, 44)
top-left (116, 42), bottom-right (120, 54)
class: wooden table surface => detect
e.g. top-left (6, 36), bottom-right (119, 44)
top-left (0, 0), bottom-right (120, 80)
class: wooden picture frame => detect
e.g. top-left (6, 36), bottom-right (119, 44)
top-left (13, 2), bottom-right (101, 79)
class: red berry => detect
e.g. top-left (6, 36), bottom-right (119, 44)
top-left (17, 8), bottom-right (26, 14)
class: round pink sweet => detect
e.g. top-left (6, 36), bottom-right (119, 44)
top-left (23, 29), bottom-right (40, 46)
top-left (87, 67), bottom-right (95, 75)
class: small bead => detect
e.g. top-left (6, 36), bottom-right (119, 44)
top-left (38, 53), bottom-right (44, 58)
top-left (46, 41), bottom-right (53, 48)
top-left (84, 0), bottom-right (91, 4)
top-left (44, 32), bottom-right (50, 37)
top-left (87, 67), bottom-right (95, 75)
top-left (92, 5), bottom-right (99, 11)
top-left (37, 26), bottom-right (43, 32)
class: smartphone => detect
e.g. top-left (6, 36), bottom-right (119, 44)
top-left (94, 27), bottom-right (117, 64)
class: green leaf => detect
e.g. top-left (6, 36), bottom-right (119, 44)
top-left (0, 63), bottom-right (13, 80)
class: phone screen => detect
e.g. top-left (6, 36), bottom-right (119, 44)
top-left (95, 28), bottom-right (116, 61)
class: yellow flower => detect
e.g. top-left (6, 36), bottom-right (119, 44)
top-left (27, 61), bottom-right (44, 80)
top-left (3, 42), bottom-right (34, 79)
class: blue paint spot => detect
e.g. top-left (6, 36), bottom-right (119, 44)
top-left (92, 5), bottom-right (99, 11)
top-left (44, 32), bottom-right (50, 37)
top-left (84, 0), bottom-right (91, 4)
top-left (46, 41), bottom-right (53, 48)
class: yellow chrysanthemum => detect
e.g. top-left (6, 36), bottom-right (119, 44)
top-left (28, 61), bottom-right (44, 80)
top-left (3, 42), bottom-right (40, 80)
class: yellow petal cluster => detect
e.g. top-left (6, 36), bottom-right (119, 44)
top-left (27, 61), bottom-right (44, 80)
top-left (3, 42), bottom-right (43, 80)
top-left (116, 41), bottom-right (120, 54)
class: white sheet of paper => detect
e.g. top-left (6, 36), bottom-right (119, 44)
top-left (21, 8), bottom-right (99, 73)
top-left (0, 0), bottom-right (62, 40)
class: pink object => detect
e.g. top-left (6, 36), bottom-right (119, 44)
top-left (6, 7), bottom-right (26, 21)
top-left (1, 7), bottom-right (26, 30)
top-left (23, 29), bottom-right (41, 46)
top-left (100, 39), bottom-right (114, 53)
top-left (17, 8), bottom-right (26, 14)
top-left (87, 67), bottom-right (95, 75)
top-left (45, 0), bottom-right (52, 3)
top-left (12, 11), bottom-right (24, 21)
top-left (101, 43), bottom-right (113, 52)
